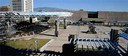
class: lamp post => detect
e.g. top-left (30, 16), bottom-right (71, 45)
top-left (35, 39), bottom-right (38, 51)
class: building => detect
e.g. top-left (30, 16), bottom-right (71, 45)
top-left (98, 11), bottom-right (128, 21)
top-left (69, 10), bottom-right (128, 22)
top-left (0, 6), bottom-right (11, 11)
top-left (11, 0), bottom-right (33, 12)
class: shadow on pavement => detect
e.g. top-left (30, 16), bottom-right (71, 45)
top-left (39, 33), bottom-right (55, 36)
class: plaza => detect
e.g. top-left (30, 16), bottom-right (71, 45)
top-left (32, 25), bottom-right (127, 52)
top-left (0, 0), bottom-right (128, 56)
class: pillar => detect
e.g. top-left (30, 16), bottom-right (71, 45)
top-left (64, 18), bottom-right (67, 29)
top-left (110, 29), bottom-right (119, 43)
top-left (55, 20), bottom-right (59, 37)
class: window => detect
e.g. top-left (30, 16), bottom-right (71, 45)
top-left (88, 11), bottom-right (98, 18)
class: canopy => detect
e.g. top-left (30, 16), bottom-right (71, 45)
top-left (118, 33), bottom-right (128, 40)
top-left (0, 12), bottom-right (73, 17)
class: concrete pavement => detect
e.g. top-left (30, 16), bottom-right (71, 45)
top-left (37, 25), bottom-right (127, 52)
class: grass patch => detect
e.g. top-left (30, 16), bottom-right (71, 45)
top-left (3, 38), bottom-right (50, 50)
top-left (59, 24), bottom-right (65, 27)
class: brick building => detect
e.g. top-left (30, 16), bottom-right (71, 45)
top-left (0, 6), bottom-right (10, 11)
top-left (70, 10), bottom-right (128, 22)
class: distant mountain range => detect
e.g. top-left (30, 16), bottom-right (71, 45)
top-left (34, 7), bottom-right (70, 12)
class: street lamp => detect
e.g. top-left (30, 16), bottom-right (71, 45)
top-left (35, 39), bottom-right (38, 51)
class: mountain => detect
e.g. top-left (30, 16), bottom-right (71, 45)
top-left (34, 7), bottom-right (70, 12)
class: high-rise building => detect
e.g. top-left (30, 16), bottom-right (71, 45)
top-left (11, 0), bottom-right (33, 12)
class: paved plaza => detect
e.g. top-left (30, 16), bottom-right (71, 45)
top-left (32, 25), bottom-right (127, 52)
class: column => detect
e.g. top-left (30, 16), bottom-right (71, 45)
top-left (110, 29), bottom-right (119, 43)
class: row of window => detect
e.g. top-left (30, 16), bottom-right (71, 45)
top-left (13, 3), bottom-right (21, 5)
top-left (12, 0), bottom-right (21, 2)
top-left (13, 8), bottom-right (22, 10)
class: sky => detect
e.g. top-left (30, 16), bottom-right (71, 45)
top-left (0, 0), bottom-right (128, 11)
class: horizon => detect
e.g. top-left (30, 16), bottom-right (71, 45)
top-left (0, 0), bottom-right (128, 12)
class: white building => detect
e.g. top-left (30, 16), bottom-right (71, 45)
top-left (11, 0), bottom-right (33, 12)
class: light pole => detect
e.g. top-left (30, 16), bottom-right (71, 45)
top-left (35, 39), bottom-right (38, 51)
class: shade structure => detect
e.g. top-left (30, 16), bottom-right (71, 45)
top-left (118, 33), bottom-right (128, 40)
top-left (0, 12), bottom-right (73, 17)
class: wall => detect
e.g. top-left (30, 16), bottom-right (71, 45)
top-left (98, 11), bottom-right (128, 22)
top-left (71, 11), bottom-right (88, 20)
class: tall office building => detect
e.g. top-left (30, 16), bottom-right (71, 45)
top-left (11, 0), bottom-right (33, 12)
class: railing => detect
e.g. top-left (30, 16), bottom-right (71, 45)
top-left (68, 36), bottom-right (128, 56)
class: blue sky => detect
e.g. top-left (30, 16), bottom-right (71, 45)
top-left (0, 0), bottom-right (128, 11)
